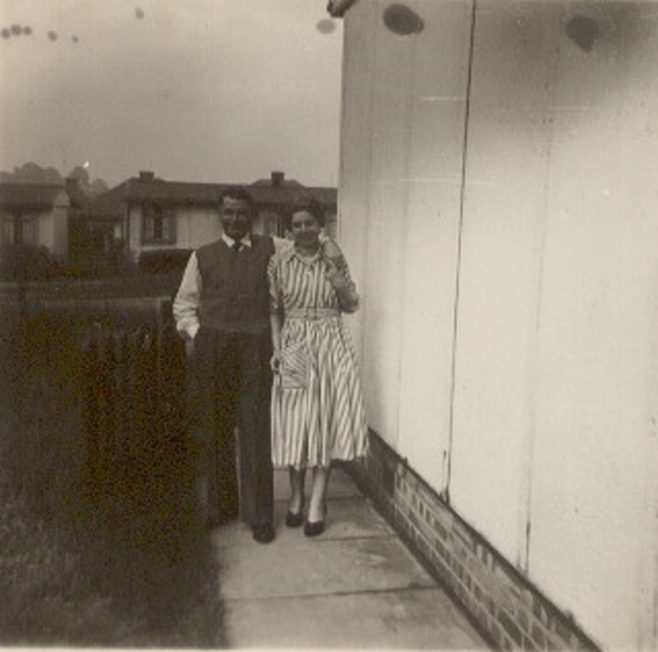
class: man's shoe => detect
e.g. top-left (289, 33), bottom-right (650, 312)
top-left (252, 524), bottom-right (275, 543)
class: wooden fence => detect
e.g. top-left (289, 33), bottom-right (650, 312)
top-left (3, 276), bottom-right (188, 504)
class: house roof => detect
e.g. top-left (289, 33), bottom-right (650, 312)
top-left (88, 177), bottom-right (236, 216)
top-left (86, 173), bottom-right (337, 219)
top-left (307, 186), bottom-right (338, 208)
top-left (0, 183), bottom-right (67, 209)
top-left (125, 178), bottom-right (236, 205)
top-left (77, 177), bottom-right (230, 222)
top-left (248, 179), bottom-right (337, 209)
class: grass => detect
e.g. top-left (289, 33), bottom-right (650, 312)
top-left (0, 309), bottom-right (225, 647)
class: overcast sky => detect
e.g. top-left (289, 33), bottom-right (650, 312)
top-left (0, 0), bottom-right (343, 187)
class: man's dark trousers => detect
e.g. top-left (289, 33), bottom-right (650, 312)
top-left (188, 326), bottom-right (273, 529)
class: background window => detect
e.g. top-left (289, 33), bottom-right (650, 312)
top-left (2, 214), bottom-right (37, 246)
top-left (142, 205), bottom-right (176, 244)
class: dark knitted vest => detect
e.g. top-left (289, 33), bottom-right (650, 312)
top-left (196, 235), bottom-right (274, 334)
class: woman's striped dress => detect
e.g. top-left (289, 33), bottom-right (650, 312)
top-left (268, 243), bottom-right (368, 469)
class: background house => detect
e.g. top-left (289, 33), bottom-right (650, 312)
top-left (0, 183), bottom-right (70, 260)
top-left (89, 170), bottom-right (337, 264)
top-left (330, 0), bottom-right (658, 650)
top-left (248, 171), bottom-right (338, 238)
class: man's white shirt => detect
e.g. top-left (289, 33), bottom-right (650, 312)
top-left (173, 234), bottom-right (292, 341)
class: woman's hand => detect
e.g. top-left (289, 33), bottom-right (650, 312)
top-left (321, 239), bottom-right (348, 286)
top-left (322, 239), bottom-right (343, 262)
top-left (321, 240), bottom-right (359, 312)
top-left (270, 350), bottom-right (282, 374)
top-left (324, 258), bottom-right (348, 289)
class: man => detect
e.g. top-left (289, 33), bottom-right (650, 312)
top-left (173, 187), bottom-right (285, 543)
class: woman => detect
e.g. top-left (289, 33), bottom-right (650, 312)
top-left (268, 198), bottom-right (368, 536)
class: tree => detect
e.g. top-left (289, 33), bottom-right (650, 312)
top-left (67, 165), bottom-right (90, 186)
top-left (89, 178), bottom-right (109, 196)
top-left (0, 162), bottom-right (63, 184)
top-left (0, 162), bottom-right (109, 197)
top-left (67, 166), bottom-right (109, 197)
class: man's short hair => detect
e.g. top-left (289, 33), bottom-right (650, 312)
top-left (219, 186), bottom-right (256, 213)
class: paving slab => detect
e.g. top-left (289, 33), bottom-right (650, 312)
top-left (215, 466), bottom-right (488, 650)
top-left (223, 587), bottom-right (485, 649)
top-left (217, 535), bottom-right (435, 601)
top-left (311, 496), bottom-right (395, 540)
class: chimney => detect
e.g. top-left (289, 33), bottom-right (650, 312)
top-left (139, 170), bottom-right (155, 182)
top-left (271, 171), bottom-right (284, 188)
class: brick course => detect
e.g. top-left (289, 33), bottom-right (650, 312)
top-left (344, 431), bottom-right (600, 652)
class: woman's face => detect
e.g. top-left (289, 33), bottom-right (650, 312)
top-left (290, 210), bottom-right (321, 247)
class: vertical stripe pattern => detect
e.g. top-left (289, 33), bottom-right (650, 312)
top-left (268, 247), bottom-right (369, 469)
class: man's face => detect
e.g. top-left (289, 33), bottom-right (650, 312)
top-left (221, 197), bottom-right (252, 241)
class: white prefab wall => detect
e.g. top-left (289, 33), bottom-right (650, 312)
top-left (522, 5), bottom-right (658, 648)
top-left (340, 0), bottom-right (474, 490)
top-left (338, 1), bottom-right (658, 648)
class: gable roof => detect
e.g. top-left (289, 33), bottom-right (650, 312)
top-left (0, 183), bottom-right (67, 209)
top-left (307, 186), bottom-right (338, 208)
top-left (83, 178), bottom-right (234, 222)
top-left (125, 178), bottom-right (235, 205)
top-left (84, 173), bottom-right (337, 219)
top-left (247, 179), bottom-right (337, 209)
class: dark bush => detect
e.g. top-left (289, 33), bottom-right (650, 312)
top-left (0, 242), bottom-right (140, 282)
top-left (61, 241), bottom-right (137, 279)
top-left (0, 244), bottom-right (60, 281)
top-left (138, 249), bottom-right (193, 275)
top-left (0, 310), bottom-right (223, 646)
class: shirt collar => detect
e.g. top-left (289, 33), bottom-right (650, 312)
top-left (221, 233), bottom-right (252, 249)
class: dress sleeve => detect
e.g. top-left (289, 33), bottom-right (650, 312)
top-left (272, 236), bottom-right (293, 255)
top-left (322, 239), bottom-right (359, 313)
top-left (267, 255), bottom-right (283, 314)
top-left (334, 254), bottom-right (360, 313)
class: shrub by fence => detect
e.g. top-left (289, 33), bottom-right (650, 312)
top-left (13, 281), bottom-right (191, 525)
top-left (0, 242), bottom-right (138, 282)
top-left (0, 275), bottom-right (223, 646)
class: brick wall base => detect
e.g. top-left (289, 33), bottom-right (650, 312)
top-left (342, 431), bottom-right (600, 651)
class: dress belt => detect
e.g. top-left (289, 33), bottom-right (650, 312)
top-left (285, 307), bottom-right (340, 321)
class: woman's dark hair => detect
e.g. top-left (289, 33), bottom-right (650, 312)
top-left (219, 186), bottom-right (256, 213)
top-left (284, 196), bottom-right (326, 230)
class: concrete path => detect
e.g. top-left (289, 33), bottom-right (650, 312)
top-left (211, 467), bottom-right (488, 649)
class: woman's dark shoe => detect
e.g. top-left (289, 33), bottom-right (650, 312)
top-left (285, 510), bottom-right (304, 527)
top-left (303, 518), bottom-right (325, 537)
top-left (303, 502), bottom-right (327, 537)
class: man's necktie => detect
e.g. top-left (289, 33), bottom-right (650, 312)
top-left (232, 241), bottom-right (242, 253)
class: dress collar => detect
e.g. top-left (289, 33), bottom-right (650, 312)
top-left (282, 243), bottom-right (323, 265)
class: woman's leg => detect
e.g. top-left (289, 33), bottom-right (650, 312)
top-left (288, 467), bottom-right (306, 514)
top-left (307, 466), bottom-right (331, 523)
